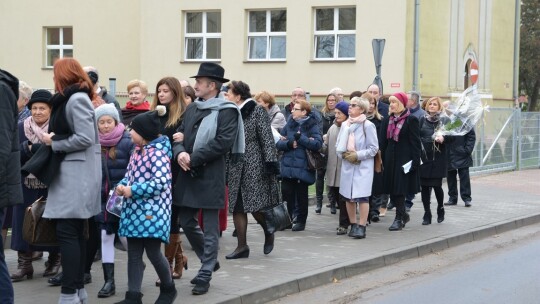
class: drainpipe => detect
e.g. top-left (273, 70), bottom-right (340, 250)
top-left (513, 0), bottom-right (520, 102)
top-left (412, 0), bottom-right (420, 91)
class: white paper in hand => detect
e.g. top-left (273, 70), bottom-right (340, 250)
top-left (402, 160), bottom-right (412, 174)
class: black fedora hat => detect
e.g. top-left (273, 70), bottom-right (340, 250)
top-left (27, 89), bottom-right (53, 110)
top-left (190, 62), bottom-right (229, 83)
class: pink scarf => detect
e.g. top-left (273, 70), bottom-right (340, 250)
top-left (387, 109), bottom-right (410, 142)
top-left (99, 123), bottom-right (126, 147)
top-left (345, 114), bottom-right (366, 152)
top-left (24, 116), bottom-right (49, 144)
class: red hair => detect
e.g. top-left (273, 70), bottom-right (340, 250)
top-left (53, 58), bottom-right (95, 100)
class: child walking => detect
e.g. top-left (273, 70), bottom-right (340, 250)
top-left (115, 106), bottom-right (177, 304)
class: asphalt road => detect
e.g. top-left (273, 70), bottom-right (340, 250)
top-left (270, 223), bottom-right (540, 304)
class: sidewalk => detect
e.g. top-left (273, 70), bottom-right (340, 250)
top-left (7, 169), bottom-right (540, 304)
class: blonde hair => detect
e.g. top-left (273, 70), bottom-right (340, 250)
top-left (322, 93), bottom-right (338, 114)
top-left (127, 79), bottom-right (148, 95)
top-left (361, 92), bottom-right (382, 120)
top-left (423, 96), bottom-right (444, 112)
top-left (389, 96), bottom-right (405, 114)
top-left (350, 97), bottom-right (369, 113)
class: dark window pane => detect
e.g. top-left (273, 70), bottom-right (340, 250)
top-left (206, 38), bottom-right (221, 59)
top-left (63, 49), bottom-right (73, 58)
top-left (47, 49), bottom-right (60, 66)
top-left (63, 28), bottom-right (73, 44)
top-left (186, 38), bottom-right (202, 59)
top-left (316, 9), bottom-right (334, 31)
top-left (271, 10), bottom-right (286, 32)
top-left (270, 36), bottom-right (286, 59)
top-left (338, 34), bottom-right (355, 58)
top-left (315, 35), bottom-right (334, 58)
top-left (248, 37), bottom-right (267, 59)
top-left (186, 12), bottom-right (202, 33)
top-left (207, 12), bottom-right (221, 33)
top-left (339, 8), bottom-right (356, 30)
top-left (249, 11), bottom-right (266, 32)
top-left (47, 28), bottom-right (60, 45)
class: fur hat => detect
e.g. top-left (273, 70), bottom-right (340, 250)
top-left (130, 105), bottom-right (166, 141)
top-left (95, 103), bottom-right (119, 123)
top-left (392, 92), bottom-right (408, 108)
top-left (27, 89), bottom-right (52, 110)
top-left (335, 101), bottom-right (349, 118)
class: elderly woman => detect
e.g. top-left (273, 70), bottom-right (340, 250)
top-left (10, 90), bottom-right (61, 282)
top-left (419, 97), bottom-right (452, 225)
top-left (41, 58), bottom-right (101, 304)
top-left (379, 92), bottom-right (421, 231)
top-left (336, 97), bottom-right (378, 239)
top-left (322, 101), bottom-right (350, 235)
top-left (277, 99), bottom-right (322, 232)
top-left (316, 93), bottom-right (338, 214)
top-left (121, 79), bottom-right (150, 125)
top-left (225, 81), bottom-right (279, 258)
top-left (255, 90), bottom-right (286, 132)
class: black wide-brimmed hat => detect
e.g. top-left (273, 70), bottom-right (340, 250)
top-left (27, 89), bottom-right (53, 110)
top-left (190, 62), bottom-right (229, 83)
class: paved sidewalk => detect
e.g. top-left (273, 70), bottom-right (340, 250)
top-left (7, 169), bottom-right (540, 304)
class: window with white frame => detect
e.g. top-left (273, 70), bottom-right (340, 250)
top-left (44, 27), bottom-right (73, 67)
top-left (247, 10), bottom-right (286, 61)
top-left (314, 7), bottom-right (356, 60)
top-left (184, 11), bottom-right (221, 61)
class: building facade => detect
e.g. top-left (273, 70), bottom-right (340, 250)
top-left (0, 0), bottom-right (518, 106)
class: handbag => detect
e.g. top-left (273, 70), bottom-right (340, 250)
top-left (106, 188), bottom-right (125, 218)
top-left (22, 197), bottom-right (58, 246)
top-left (260, 181), bottom-right (292, 234)
top-left (306, 149), bottom-right (325, 171)
top-left (374, 150), bottom-right (383, 173)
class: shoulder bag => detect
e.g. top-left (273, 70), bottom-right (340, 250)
top-left (22, 197), bottom-right (58, 246)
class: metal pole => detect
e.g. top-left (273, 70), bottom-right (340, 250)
top-left (512, 0), bottom-right (521, 102)
top-left (412, 0), bottom-right (420, 90)
top-left (109, 78), bottom-right (117, 97)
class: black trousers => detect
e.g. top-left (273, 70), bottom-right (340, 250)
top-left (281, 178), bottom-right (309, 224)
top-left (315, 168), bottom-right (326, 204)
top-left (447, 167), bottom-right (472, 203)
top-left (56, 219), bottom-right (87, 294)
top-left (329, 187), bottom-right (350, 228)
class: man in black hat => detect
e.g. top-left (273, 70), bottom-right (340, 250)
top-left (0, 68), bottom-right (23, 304)
top-left (173, 62), bottom-right (244, 295)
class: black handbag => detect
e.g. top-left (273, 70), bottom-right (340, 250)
top-left (306, 149), bottom-right (325, 171)
top-left (260, 181), bottom-right (292, 234)
top-left (22, 197), bottom-right (58, 246)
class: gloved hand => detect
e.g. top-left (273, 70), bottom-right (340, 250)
top-left (294, 132), bottom-right (301, 141)
top-left (343, 151), bottom-right (360, 164)
top-left (287, 140), bottom-right (295, 149)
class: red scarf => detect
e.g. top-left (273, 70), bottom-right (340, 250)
top-left (125, 101), bottom-right (150, 111)
top-left (386, 109), bottom-right (410, 142)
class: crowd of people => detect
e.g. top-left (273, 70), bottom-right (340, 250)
top-left (0, 60), bottom-right (475, 304)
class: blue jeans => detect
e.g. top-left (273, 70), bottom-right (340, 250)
top-left (0, 207), bottom-right (14, 304)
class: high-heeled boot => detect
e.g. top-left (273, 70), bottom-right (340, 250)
top-left (43, 252), bottom-right (61, 277)
top-left (422, 211), bottom-right (432, 225)
top-left (315, 201), bottom-right (322, 214)
top-left (11, 251), bottom-right (34, 282)
top-left (156, 233), bottom-right (179, 286)
top-left (437, 206), bottom-right (445, 223)
top-left (173, 238), bottom-right (188, 279)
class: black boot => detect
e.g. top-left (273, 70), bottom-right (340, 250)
top-left (422, 211), bottom-right (432, 225)
top-left (315, 201), bottom-right (322, 214)
top-left (354, 225), bottom-right (366, 239)
top-left (114, 291), bottom-right (143, 304)
top-left (98, 263), bottom-right (115, 298)
top-left (437, 207), bottom-right (445, 223)
top-left (155, 282), bottom-right (177, 304)
top-left (402, 212), bottom-right (410, 227)
top-left (388, 218), bottom-right (403, 231)
top-left (330, 202), bottom-right (337, 214)
top-left (348, 224), bottom-right (358, 237)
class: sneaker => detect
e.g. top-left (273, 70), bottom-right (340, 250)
top-left (464, 201), bottom-right (472, 207)
top-left (336, 227), bottom-right (348, 235)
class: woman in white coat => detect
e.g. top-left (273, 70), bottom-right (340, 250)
top-left (337, 97), bottom-right (378, 239)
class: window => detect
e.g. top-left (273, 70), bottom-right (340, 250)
top-left (314, 7), bottom-right (356, 60)
top-left (184, 11), bottom-right (221, 61)
top-left (247, 10), bottom-right (286, 61)
top-left (44, 27), bottom-right (73, 67)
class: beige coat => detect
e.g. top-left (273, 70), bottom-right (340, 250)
top-left (323, 123), bottom-right (342, 187)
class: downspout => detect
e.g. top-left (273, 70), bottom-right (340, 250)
top-left (513, 0), bottom-right (520, 103)
top-left (412, 0), bottom-right (420, 91)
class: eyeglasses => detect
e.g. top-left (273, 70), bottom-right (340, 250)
top-left (349, 104), bottom-right (360, 108)
top-left (292, 108), bottom-right (303, 112)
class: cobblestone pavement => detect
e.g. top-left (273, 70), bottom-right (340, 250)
top-left (6, 169), bottom-right (540, 304)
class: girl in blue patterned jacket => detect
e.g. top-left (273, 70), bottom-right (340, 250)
top-left (115, 106), bottom-right (177, 303)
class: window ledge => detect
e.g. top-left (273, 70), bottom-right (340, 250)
top-left (180, 60), bottom-right (221, 64)
top-left (41, 67), bottom-right (53, 70)
top-left (310, 59), bottom-right (356, 63)
top-left (243, 60), bottom-right (286, 63)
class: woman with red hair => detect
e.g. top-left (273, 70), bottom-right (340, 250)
top-left (41, 58), bottom-right (102, 304)
top-left (379, 92), bottom-right (421, 231)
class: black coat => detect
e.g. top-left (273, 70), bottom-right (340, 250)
top-left (447, 128), bottom-right (476, 169)
top-left (379, 113), bottom-right (421, 195)
top-left (418, 116), bottom-right (453, 184)
top-left (0, 69), bottom-right (23, 209)
top-left (368, 116), bottom-right (383, 195)
top-left (173, 102), bottom-right (240, 209)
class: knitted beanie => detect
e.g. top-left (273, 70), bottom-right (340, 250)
top-left (130, 105), bottom-right (166, 141)
top-left (334, 101), bottom-right (349, 118)
top-left (95, 103), bottom-right (120, 123)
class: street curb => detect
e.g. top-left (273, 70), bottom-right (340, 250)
top-left (217, 212), bottom-right (540, 304)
